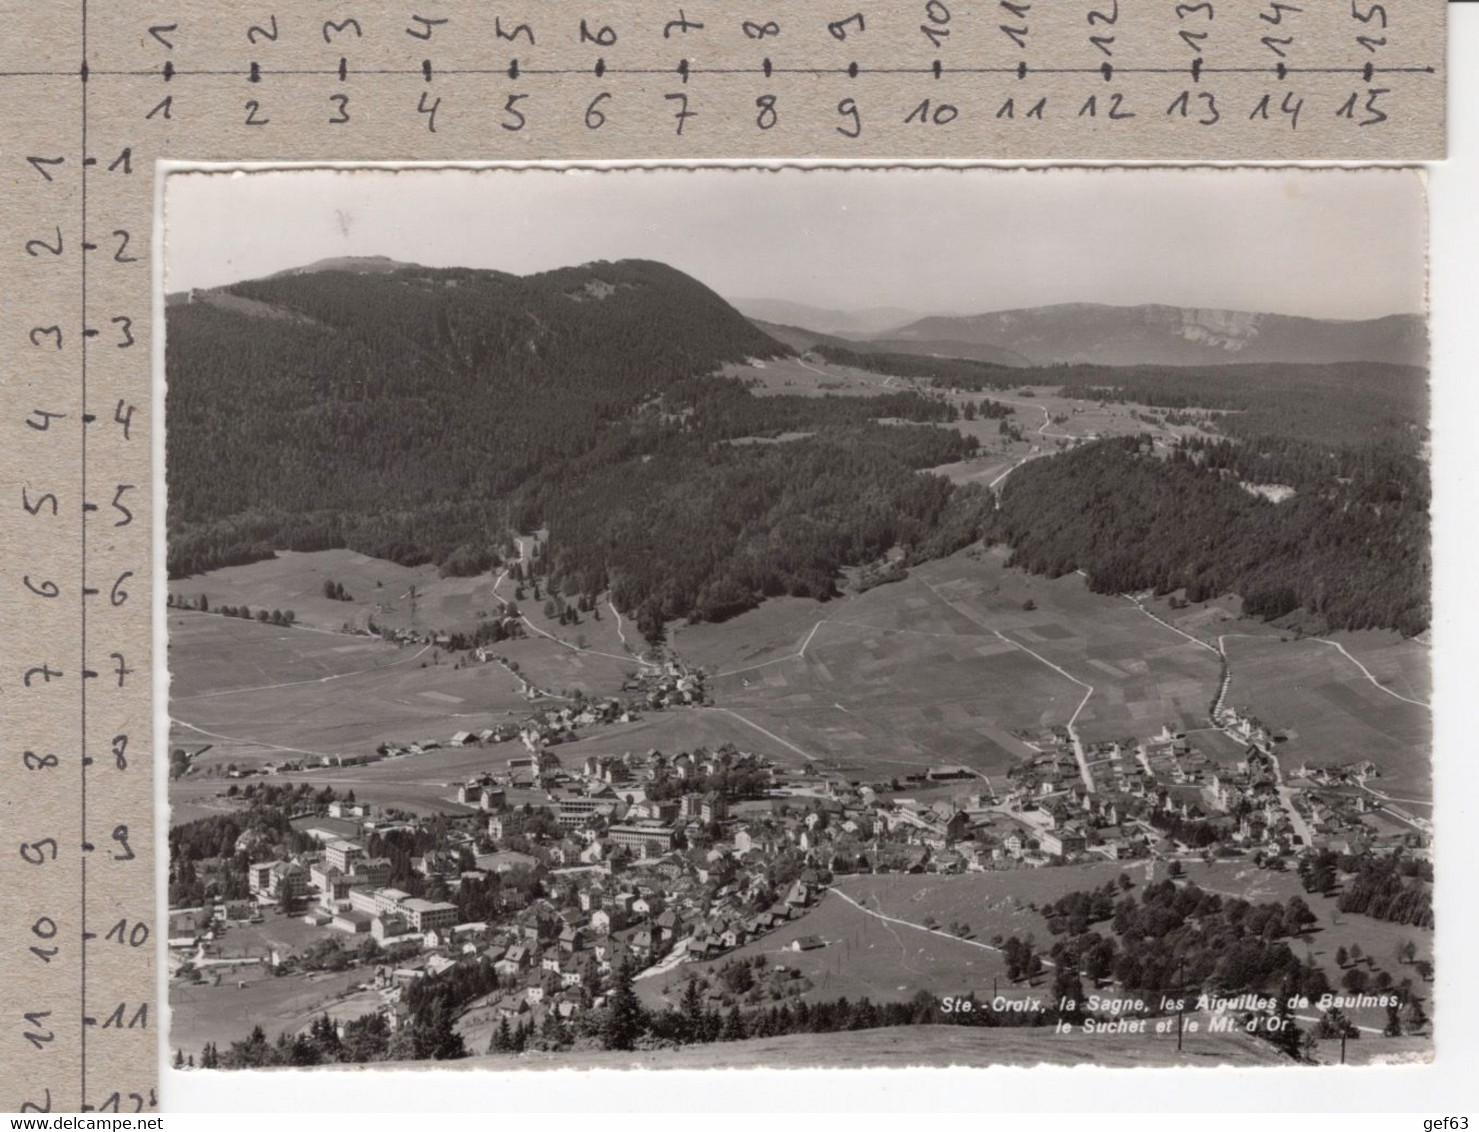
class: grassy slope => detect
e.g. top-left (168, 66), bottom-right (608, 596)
top-left (457, 1022), bottom-right (1284, 1070)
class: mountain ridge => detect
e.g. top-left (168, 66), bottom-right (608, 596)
top-left (885, 302), bottom-right (1427, 368)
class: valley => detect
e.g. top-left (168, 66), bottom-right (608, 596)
top-left (166, 254), bottom-right (1432, 1072)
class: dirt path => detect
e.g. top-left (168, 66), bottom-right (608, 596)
top-left (831, 885), bottom-right (1056, 968)
top-left (706, 706), bottom-right (818, 763)
top-left (919, 578), bottom-right (1096, 792)
top-left (711, 619), bottom-right (826, 680)
top-left (1310, 638), bottom-right (1431, 710)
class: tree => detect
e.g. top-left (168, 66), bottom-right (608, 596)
top-left (1282, 895), bottom-right (1316, 937)
top-left (1405, 995), bottom-right (1429, 1032)
top-left (489, 1016), bottom-right (512, 1053)
top-left (637, 603), bottom-right (667, 647)
top-left (1383, 1003), bottom-right (1403, 1038)
top-left (1051, 965), bottom-right (1086, 1022)
top-left (721, 1005), bottom-right (747, 1042)
top-left (1301, 1028), bottom-right (1321, 1061)
top-left (1270, 999), bottom-right (1303, 1061)
top-left (173, 1048), bottom-right (185, 1069)
top-left (677, 977), bottom-right (706, 1043)
top-left (1335, 945), bottom-right (1349, 968)
top-left (410, 992), bottom-right (466, 1061)
top-left (604, 958), bottom-right (646, 1051)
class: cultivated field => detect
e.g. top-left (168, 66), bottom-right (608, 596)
top-left (671, 544), bottom-right (1428, 793)
top-left (672, 547), bottom-right (1224, 779)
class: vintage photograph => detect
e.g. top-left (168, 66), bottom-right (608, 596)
top-left (162, 166), bottom-right (1431, 1073)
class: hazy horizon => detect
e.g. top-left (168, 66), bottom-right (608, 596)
top-left (165, 167), bottom-right (1427, 322)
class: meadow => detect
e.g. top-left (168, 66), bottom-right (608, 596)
top-left (459, 1021), bottom-right (1284, 1069)
top-left (638, 885), bottom-right (1043, 1015)
top-left (672, 547), bottom-right (1225, 779)
top-left (170, 965), bottom-right (367, 1055)
top-left (650, 862), bottom-right (1432, 1041)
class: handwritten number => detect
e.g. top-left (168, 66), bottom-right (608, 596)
top-left (828, 12), bottom-right (865, 40)
top-left (502, 93), bottom-right (528, 131)
top-left (665, 92), bottom-right (696, 135)
top-left (113, 230), bottom-right (137, 263)
top-left (22, 487), bottom-right (59, 517)
top-left (836, 97), bottom-right (863, 138)
top-left (245, 100), bottom-right (270, 126)
top-left (585, 92), bottom-right (611, 129)
top-left (579, 20), bottom-right (618, 45)
top-left (111, 484), bottom-right (135, 527)
top-left (26, 228), bottom-right (63, 258)
top-left (20, 838), bottom-right (59, 865)
top-left (755, 94), bottom-right (778, 130)
top-left (329, 94), bottom-right (350, 124)
top-left (110, 571), bottom-right (133, 608)
top-left (23, 575), bottom-right (59, 598)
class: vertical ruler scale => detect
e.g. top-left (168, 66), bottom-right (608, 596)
top-left (2, 4), bottom-right (88, 1113)
top-left (78, 0), bottom-right (157, 1112)
top-left (2, 2), bottom-right (156, 1113)
top-left (0, 0), bottom-right (1449, 1114)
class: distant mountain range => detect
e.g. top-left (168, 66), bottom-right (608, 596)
top-left (729, 298), bottom-right (940, 338)
top-left (752, 319), bottom-right (1031, 369)
top-left (743, 300), bottom-right (1426, 370)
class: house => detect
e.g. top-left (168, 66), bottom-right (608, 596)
top-left (927, 765), bottom-right (975, 782)
top-left (399, 898), bottom-right (458, 933)
top-left (944, 811), bottom-right (972, 844)
top-left (790, 935), bottom-right (825, 952)
top-left (608, 823), bottom-right (677, 857)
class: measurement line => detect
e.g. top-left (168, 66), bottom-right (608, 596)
top-left (0, 62), bottom-right (1442, 81)
top-left (79, 0), bottom-right (89, 1107)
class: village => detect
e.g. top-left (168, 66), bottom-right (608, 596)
top-left (169, 673), bottom-right (1429, 1056)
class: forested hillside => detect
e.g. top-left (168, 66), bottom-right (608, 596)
top-left (996, 435), bottom-right (1429, 636)
top-left (169, 260), bottom-right (1428, 636)
top-left (166, 261), bottom-right (995, 624)
top-left (998, 358), bottom-right (1429, 634)
top-left (167, 260), bottom-right (789, 574)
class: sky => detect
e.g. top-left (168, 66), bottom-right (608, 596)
top-left (164, 166), bottom-right (1426, 321)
